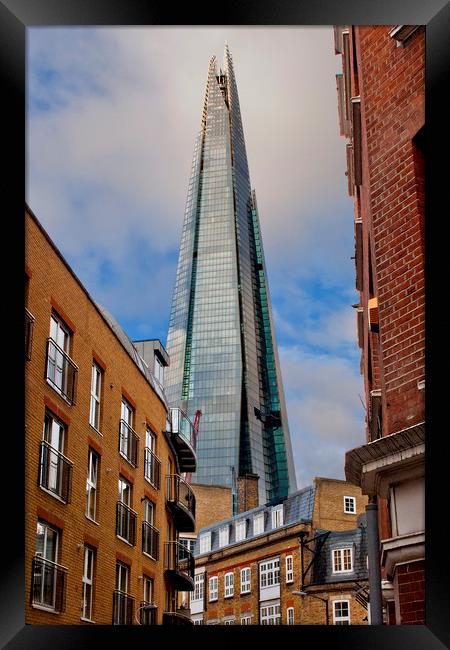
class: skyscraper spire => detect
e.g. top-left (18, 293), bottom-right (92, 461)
top-left (165, 47), bottom-right (297, 504)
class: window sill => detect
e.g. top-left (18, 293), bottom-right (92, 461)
top-left (116, 535), bottom-right (135, 547)
top-left (85, 515), bottom-right (99, 526)
top-left (119, 451), bottom-right (137, 469)
top-left (80, 617), bottom-right (96, 624)
top-left (144, 476), bottom-right (159, 490)
top-left (224, 595), bottom-right (234, 600)
top-left (208, 598), bottom-right (218, 603)
top-left (143, 551), bottom-right (157, 561)
top-left (89, 423), bottom-right (103, 437)
top-left (31, 603), bottom-right (59, 614)
top-left (240, 590), bottom-right (251, 596)
top-left (45, 379), bottom-right (74, 407)
top-left (39, 485), bottom-right (67, 505)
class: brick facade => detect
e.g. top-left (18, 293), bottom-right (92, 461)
top-left (25, 205), bottom-right (196, 625)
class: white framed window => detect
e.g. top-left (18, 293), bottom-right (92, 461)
top-left (209, 575), bottom-right (218, 601)
top-left (119, 398), bottom-right (134, 461)
top-left (33, 520), bottom-right (60, 610)
top-left (47, 312), bottom-right (70, 395)
top-left (89, 362), bottom-right (102, 431)
top-left (224, 571), bottom-right (234, 598)
top-left (253, 512), bottom-right (264, 535)
top-left (199, 532), bottom-right (211, 554)
top-left (333, 600), bottom-right (351, 625)
top-left (86, 448), bottom-right (99, 522)
top-left (240, 615), bottom-right (252, 625)
top-left (286, 607), bottom-right (295, 625)
top-left (193, 573), bottom-right (204, 602)
top-left (260, 558), bottom-right (280, 588)
top-left (260, 602), bottom-right (281, 625)
top-left (41, 411), bottom-right (66, 499)
top-left (235, 519), bottom-right (246, 542)
top-left (344, 496), bottom-right (356, 513)
top-left (285, 555), bottom-right (294, 584)
top-left (271, 505), bottom-right (283, 529)
top-left (224, 618), bottom-right (235, 625)
top-left (143, 575), bottom-right (154, 604)
top-left (240, 567), bottom-right (251, 594)
top-left (219, 525), bottom-right (229, 548)
top-left (193, 617), bottom-right (204, 625)
top-left (332, 548), bottom-right (353, 573)
top-left (118, 476), bottom-right (131, 507)
top-left (81, 545), bottom-right (95, 621)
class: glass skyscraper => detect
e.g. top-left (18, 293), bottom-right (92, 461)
top-left (165, 46), bottom-right (296, 505)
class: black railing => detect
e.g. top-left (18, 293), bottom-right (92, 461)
top-left (116, 501), bottom-right (137, 545)
top-left (38, 441), bottom-right (73, 503)
top-left (166, 474), bottom-right (196, 519)
top-left (31, 556), bottom-right (67, 613)
top-left (164, 541), bottom-right (195, 582)
top-left (25, 308), bottom-right (35, 361)
top-left (118, 419), bottom-right (139, 467)
top-left (113, 589), bottom-right (134, 625)
top-left (139, 601), bottom-right (157, 625)
top-left (144, 447), bottom-right (161, 489)
top-left (142, 522), bottom-right (159, 560)
top-left (45, 338), bottom-right (78, 404)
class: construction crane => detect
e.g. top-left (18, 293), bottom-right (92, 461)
top-left (185, 409), bottom-right (202, 484)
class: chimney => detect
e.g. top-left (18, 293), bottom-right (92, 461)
top-left (237, 473), bottom-right (259, 514)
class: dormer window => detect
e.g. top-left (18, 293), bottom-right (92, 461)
top-left (271, 505), bottom-right (283, 529)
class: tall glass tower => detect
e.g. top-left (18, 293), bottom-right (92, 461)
top-left (165, 46), bottom-right (296, 505)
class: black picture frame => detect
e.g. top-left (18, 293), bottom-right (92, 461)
top-left (2, 0), bottom-right (448, 647)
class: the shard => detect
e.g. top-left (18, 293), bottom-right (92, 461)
top-left (165, 46), bottom-right (297, 505)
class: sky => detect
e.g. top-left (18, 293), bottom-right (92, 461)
top-left (27, 26), bottom-right (365, 490)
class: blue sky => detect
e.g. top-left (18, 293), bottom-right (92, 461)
top-left (27, 26), bottom-right (365, 489)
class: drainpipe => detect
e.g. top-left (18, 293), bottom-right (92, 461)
top-left (366, 497), bottom-right (383, 624)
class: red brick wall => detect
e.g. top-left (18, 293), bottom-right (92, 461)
top-left (395, 560), bottom-right (425, 624)
top-left (355, 26), bottom-right (425, 438)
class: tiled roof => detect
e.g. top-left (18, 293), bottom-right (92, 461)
top-left (194, 485), bottom-right (315, 556)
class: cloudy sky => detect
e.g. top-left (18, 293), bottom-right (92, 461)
top-left (27, 26), bottom-right (365, 490)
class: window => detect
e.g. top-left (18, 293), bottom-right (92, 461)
top-left (32, 520), bottom-right (65, 611)
top-left (142, 498), bottom-right (158, 559)
top-left (46, 312), bottom-right (77, 404)
top-left (193, 617), bottom-right (204, 625)
top-left (219, 525), bottom-right (229, 548)
top-left (260, 558), bottom-right (280, 588)
top-left (241, 615), bottom-right (252, 625)
top-left (199, 532), bottom-right (211, 554)
top-left (209, 575), bottom-right (218, 601)
top-left (116, 477), bottom-right (136, 545)
top-left (86, 449), bottom-right (99, 522)
top-left (81, 546), bottom-right (95, 621)
top-left (40, 411), bottom-right (72, 502)
top-left (224, 572), bottom-right (234, 598)
top-left (154, 355), bottom-right (164, 385)
top-left (271, 505), bottom-right (283, 529)
top-left (333, 600), bottom-right (350, 625)
top-left (119, 398), bottom-right (138, 466)
top-left (114, 561), bottom-right (133, 625)
top-left (89, 363), bottom-right (102, 431)
top-left (235, 519), bottom-right (246, 542)
top-left (193, 573), bottom-right (205, 602)
top-left (344, 496), bottom-right (356, 514)
top-left (240, 567), bottom-right (251, 594)
top-left (224, 618), bottom-right (235, 625)
top-left (332, 548), bottom-right (353, 573)
top-left (286, 607), bottom-right (295, 625)
top-left (143, 575), bottom-right (154, 603)
top-left (144, 428), bottom-right (160, 488)
top-left (253, 512), bottom-right (264, 535)
top-left (285, 555), bottom-right (293, 584)
top-left (260, 603), bottom-right (281, 625)
top-left (140, 576), bottom-right (156, 624)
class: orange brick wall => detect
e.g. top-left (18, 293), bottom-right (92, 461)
top-left (312, 477), bottom-right (368, 531)
top-left (25, 207), bottom-right (181, 624)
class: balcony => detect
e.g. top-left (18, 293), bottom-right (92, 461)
top-left (31, 555), bottom-right (67, 613)
top-left (45, 338), bottom-right (78, 405)
top-left (25, 308), bottom-right (35, 361)
top-left (144, 447), bottom-right (161, 489)
top-left (113, 589), bottom-right (134, 625)
top-left (119, 419), bottom-right (139, 468)
top-left (164, 541), bottom-right (195, 591)
top-left (116, 501), bottom-right (137, 546)
top-left (142, 521), bottom-right (159, 560)
top-left (167, 407), bottom-right (197, 473)
top-left (139, 601), bottom-right (157, 625)
top-left (38, 441), bottom-right (73, 503)
top-left (166, 474), bottom-right (196, 532)
top-left (162, 609), bottom-right (193, 626)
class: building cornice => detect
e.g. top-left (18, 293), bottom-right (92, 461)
top-left (380, 532), bottom-right (425, 580)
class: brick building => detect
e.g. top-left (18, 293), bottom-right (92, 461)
top-left (189, 477), bottom-right (368, 625)
top-left (333, 26), bottom-right (425, 624)
top-left (25, 204), bottom-right (198, 625)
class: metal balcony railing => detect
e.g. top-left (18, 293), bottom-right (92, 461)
top-left (169, 407), bottom-right (196, 450)
top-left (164, 541), bottom-right (195, 589)
top-left (142, 522), bottom-right (159, 560)
top-left (25, 308), bottom-right (35, 361)
top-left (45, 338), bottom-right (78, 405)
top-left (144, 447), bottom-right (161, 489)
top-left (31, 555), bottom-right (67, 613)
top-left (113, 589), bottom-right (134, 625)
top-left (166, 474), bottom-right (196, 519)
top-left (118, 419), bottom-right (139, 467)
top-left (38, 441), bottom-right (73, 503)
top-left (139, 601), bottom-right (157, 625)
top-left (116, 501), bottom-right (137, 546)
